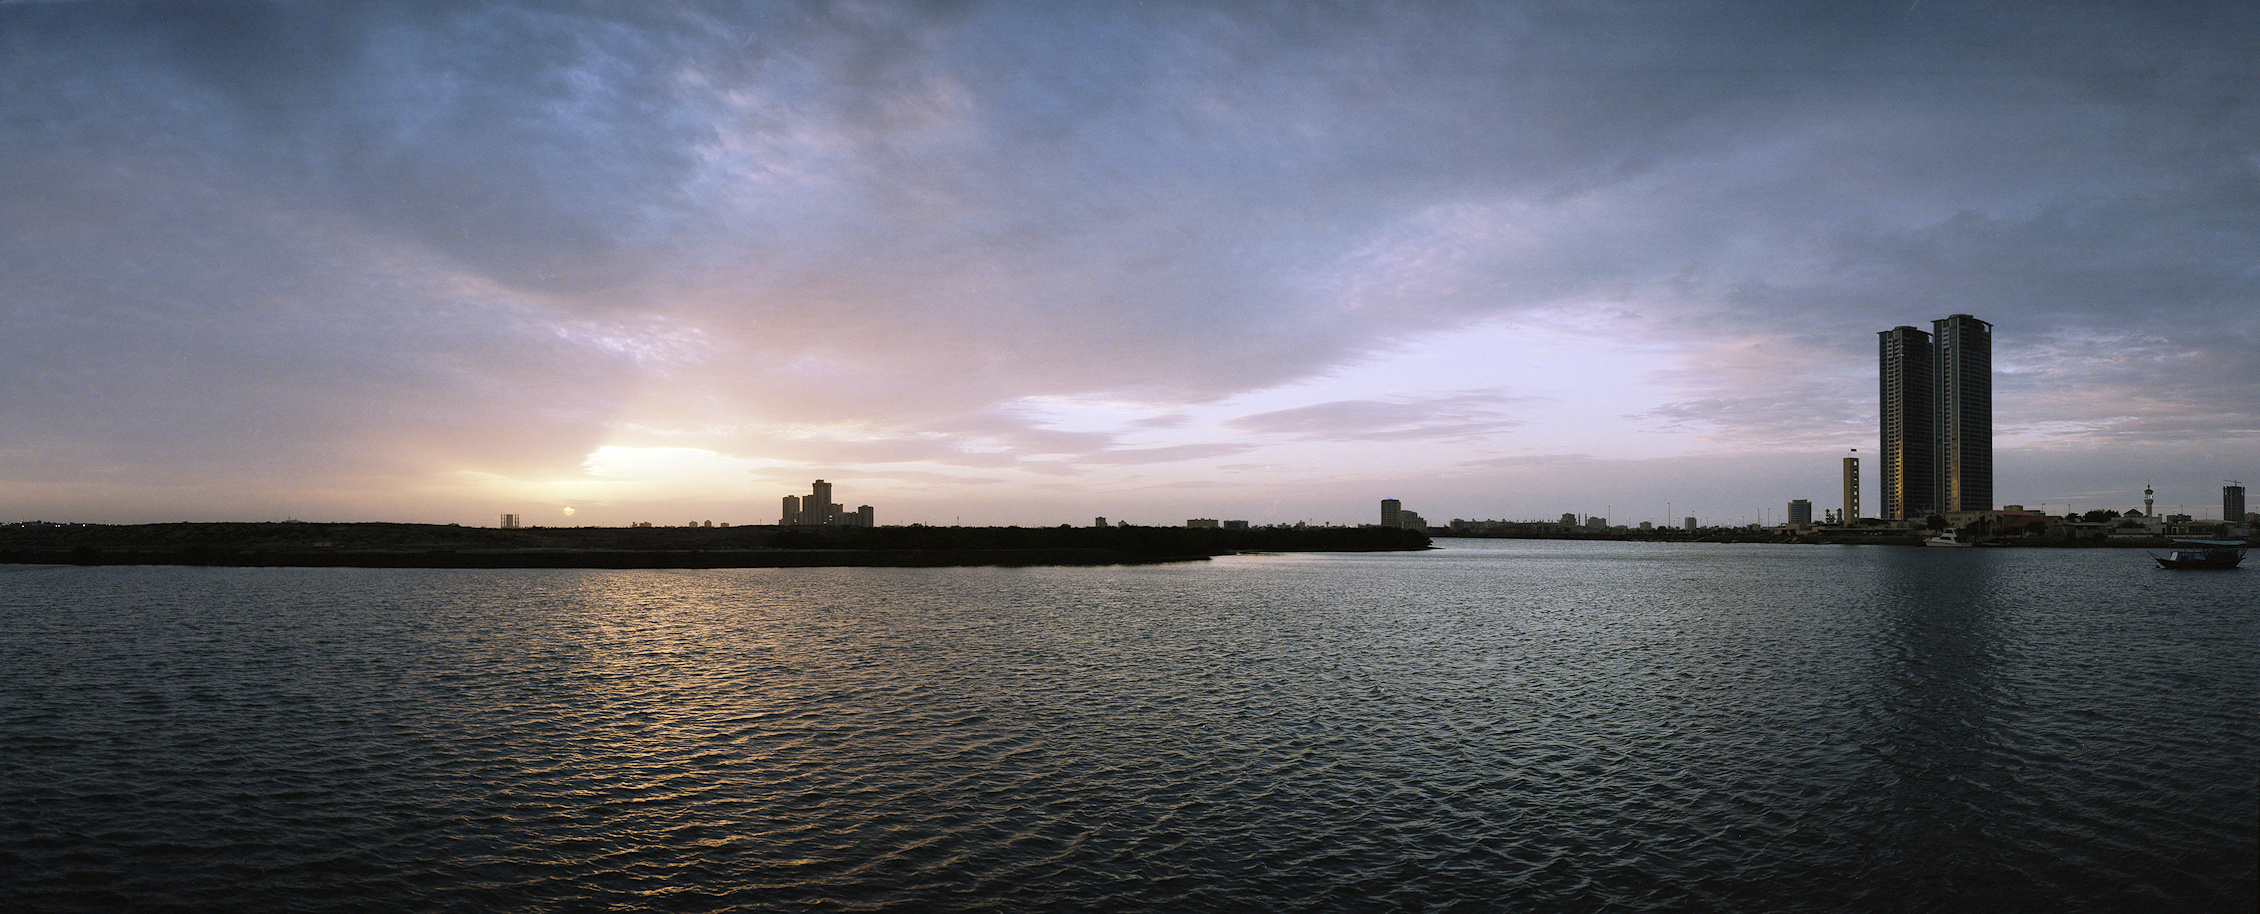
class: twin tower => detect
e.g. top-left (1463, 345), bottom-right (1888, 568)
top-left (1878, 314), bottom-right (1992, 521)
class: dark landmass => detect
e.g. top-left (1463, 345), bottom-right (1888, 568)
top-left (0, 522), bottom-right (1431, 569)
top-left (1434, 528), bottom-right (2243, 548)
top-left (1436, 528), bottom-right (1935, 546)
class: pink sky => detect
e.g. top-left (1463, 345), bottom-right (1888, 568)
top-left (3, 1), bottom-right (2254, 527)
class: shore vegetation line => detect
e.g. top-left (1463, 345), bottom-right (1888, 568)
top-left (1435, 528), bottom-right (2243, 548)
top-left (0, 522), bottom-right (1430, 569)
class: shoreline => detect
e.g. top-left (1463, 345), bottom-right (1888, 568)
top-left (1431, 532), bottom-right (2231, 548)
top-left (0, 547), bottom-right (1212, 569)
top-left (0, 521), bottom-right (1429, 569)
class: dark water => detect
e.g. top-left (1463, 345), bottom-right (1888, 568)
top-left (3, 539), bottom-right (2254, 912)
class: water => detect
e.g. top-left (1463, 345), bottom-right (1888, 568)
top-left (2, 539), bottom-right (2254, 911)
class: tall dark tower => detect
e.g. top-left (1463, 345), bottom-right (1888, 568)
top-left (1933, 314), bottom-right (1993, 513)
top-left (1878, 325), bottom-right (1936, 520)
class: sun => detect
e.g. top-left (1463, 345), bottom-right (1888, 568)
top-left (562, 507), bottom-right (576, 517)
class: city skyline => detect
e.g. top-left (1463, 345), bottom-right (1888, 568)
top-left (2, 2), bottom-right (2253, 528)
top-left (781, 478), bottom-right (874, 527)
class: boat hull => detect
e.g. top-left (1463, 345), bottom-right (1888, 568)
top-left (2150, 541), bottom-right (2247, 569)
top-left (2154, 556), bottom-right (2244, 569)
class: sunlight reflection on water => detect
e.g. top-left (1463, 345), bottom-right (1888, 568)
top-left (1, 542), bottom-right (2254, 911)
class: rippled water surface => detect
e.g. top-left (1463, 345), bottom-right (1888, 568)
top-left (4, 539), bottom-right (2255, 911)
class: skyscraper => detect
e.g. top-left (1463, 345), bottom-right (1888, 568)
top-left (1380, 498), bottom-right (1402, 528)
top-left (1877, 315), bottom-right (1991, 520)
top-left (1787, 499), bottom-right (1813, 525)
top-left (1933, 314), bottom-right (1993, 513)
top-left (2227, 483), bottom-right (2246, 523)
top-left (1878, 325), bottom-right (1937, 520)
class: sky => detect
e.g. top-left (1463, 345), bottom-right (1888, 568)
top-left (3, 0), bottom-right (2255, 528)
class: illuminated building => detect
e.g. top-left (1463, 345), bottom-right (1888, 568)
top-left (1933, 314), bottom-right (1993, 514)
top-left (1878, 315), bottom-right (1991, 519)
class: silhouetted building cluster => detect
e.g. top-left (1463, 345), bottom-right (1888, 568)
top-left (781, 479), bottom-right (874, 527)
top-left (1379, 498), bottom-right (1426, 529)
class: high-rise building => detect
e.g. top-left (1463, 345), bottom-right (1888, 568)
top-left (1878, 325), bottom-right (1937, 520)
top-left (1933, 314), bottom-right (1993, 513)
top-left (2227, 484), bottom-right (2246, 523)
top-left (1380, 498), bottom-right (1402, 528)
top-left (809, 480), bottom-right (834, 526)
top-left (1842, 452), bottom-right (1860, 523)
top-left (1787, 499), bottom-right (1813, 525)
top-left (1878, 315), bottom-right (1991, 519)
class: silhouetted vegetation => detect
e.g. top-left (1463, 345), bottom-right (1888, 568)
top-left (769, 523), bottom-right (1425, 554)
top-left (0, 521), bottom-right (1427, 568)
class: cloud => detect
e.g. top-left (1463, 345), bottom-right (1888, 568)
top-left (1227, 390), bottom-right (1535, 442)
top-left (1, 0), bottom-right (2254, 523)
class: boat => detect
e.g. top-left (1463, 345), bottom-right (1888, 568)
top-left (2150, 540), bottom-right (2247, 569)
top-left (1924, 531), bottom-right (1973, 547)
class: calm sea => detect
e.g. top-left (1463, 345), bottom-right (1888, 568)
top-left (2, 539), bottom-right (2253, 912)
